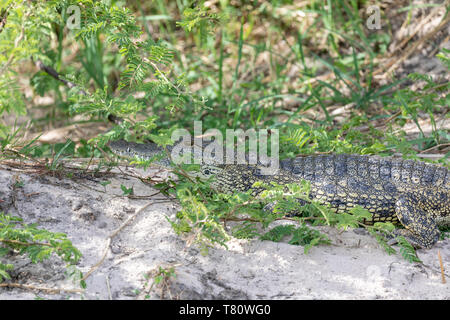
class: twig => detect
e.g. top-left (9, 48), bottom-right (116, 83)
top-left (34, 60), bottom-right (87, 95)
top-left (0, 238), bottom-right (53, 247)
top-left (383, 110), bottom-right (402, 126)
top-left (392, 153), bottom-right (445, 160)
top-left (0, 282), bottom-right (83, 294)
top-left (33, 60), bottom-right (124, 125)
top-left (97, 145), bottom-right (131, 180)
top-left (1, 147), bottom-right (46, 165)
top-left (419, 143), bottom-right (450, 154)
top-left (438, 250), bottom-right (446, 284)
top-left (84, 151), bottom-right (96, 174)
top-left (81, 198), bottom-right (158, 281)
top-left (106, 276), bottom-right (113, 300)
top-left (0, 158), bottom-right (168, 187)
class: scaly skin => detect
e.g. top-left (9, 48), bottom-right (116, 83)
top-left (109, 140), bottom-right (450, 248)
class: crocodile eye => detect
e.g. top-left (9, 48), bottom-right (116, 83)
top-left (203, 169), bottom-right (211, 175)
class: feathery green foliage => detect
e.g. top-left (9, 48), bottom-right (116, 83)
top-left (0, 212), bottom-right (82, 284)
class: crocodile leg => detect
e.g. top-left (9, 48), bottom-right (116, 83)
top-left (393, 195), bottom-right (440, 249)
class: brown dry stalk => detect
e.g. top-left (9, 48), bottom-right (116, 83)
top-left (0, 238), bottom-right (53, 247)
top-left (375, 12), bottom-right (450, 77)
top-left (419, 143), bottom-right (450, 154)
top-left (389, 5), bottom-right (443, 56)
top-left (35, 60), bottom-right (87, 95)
top-left (0, 282), bottom-right (83, 293)
top-left (438, 250), bottom-right (446, 284)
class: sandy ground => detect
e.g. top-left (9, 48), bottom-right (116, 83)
top-left (0, 163), bottom-right (448, 300)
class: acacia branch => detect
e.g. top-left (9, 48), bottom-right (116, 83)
top-left (0, 11), bottom-right (30, 76)
top-left (0, 238), bottom-right (52, 247)
top-left (33, 60), bottom-right (123, 124)
top-left (34, 60), bottom-right (87, 95)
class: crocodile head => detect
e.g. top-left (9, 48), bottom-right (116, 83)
top-left (108, 139), bottom-right (173, 168)
top-left (108, 139), bottom-right (270, 192)
top-left (108, 139), bottom-right (227, 177)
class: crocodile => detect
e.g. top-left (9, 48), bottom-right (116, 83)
top-left (108, 139), bottom-right (450, 249)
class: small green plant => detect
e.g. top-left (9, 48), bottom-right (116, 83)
top-left (260, 224), bottom-right (330, 254)
top-left (120, 184), bottom-right (134, 196)
top-left (99, 180), bottom-right (111, 191)
top-left (176, 4), bottom-right (225, 48)
top-left (140, 265), bottom-right (177, 299)
top-left (0, 212), bottom-right (83, 285)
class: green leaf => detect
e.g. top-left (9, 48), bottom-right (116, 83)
top-left (120, 184), bottom-right (134, 196)
top-left (349, 206), bottom-right (372, 220)
top-left (373, 222), bottom-right (396, 233)
top-left (100, 181), bottom-right (111, 187)
top-left (260, 225), bottom-right (295, 242)
top-left (0, 264), bottom-right (13, 282)
top-left (336, 213), bottom-right (359, 230)
top-left (368, 228), bottom-right (396, 255)
top-left (397, 236), bottom-right (422, 263)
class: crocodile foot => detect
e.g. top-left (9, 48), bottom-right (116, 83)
top-left (387, 228), bottom-right (439, 249)
top-left (394, 195), bottom-right (440, 249)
